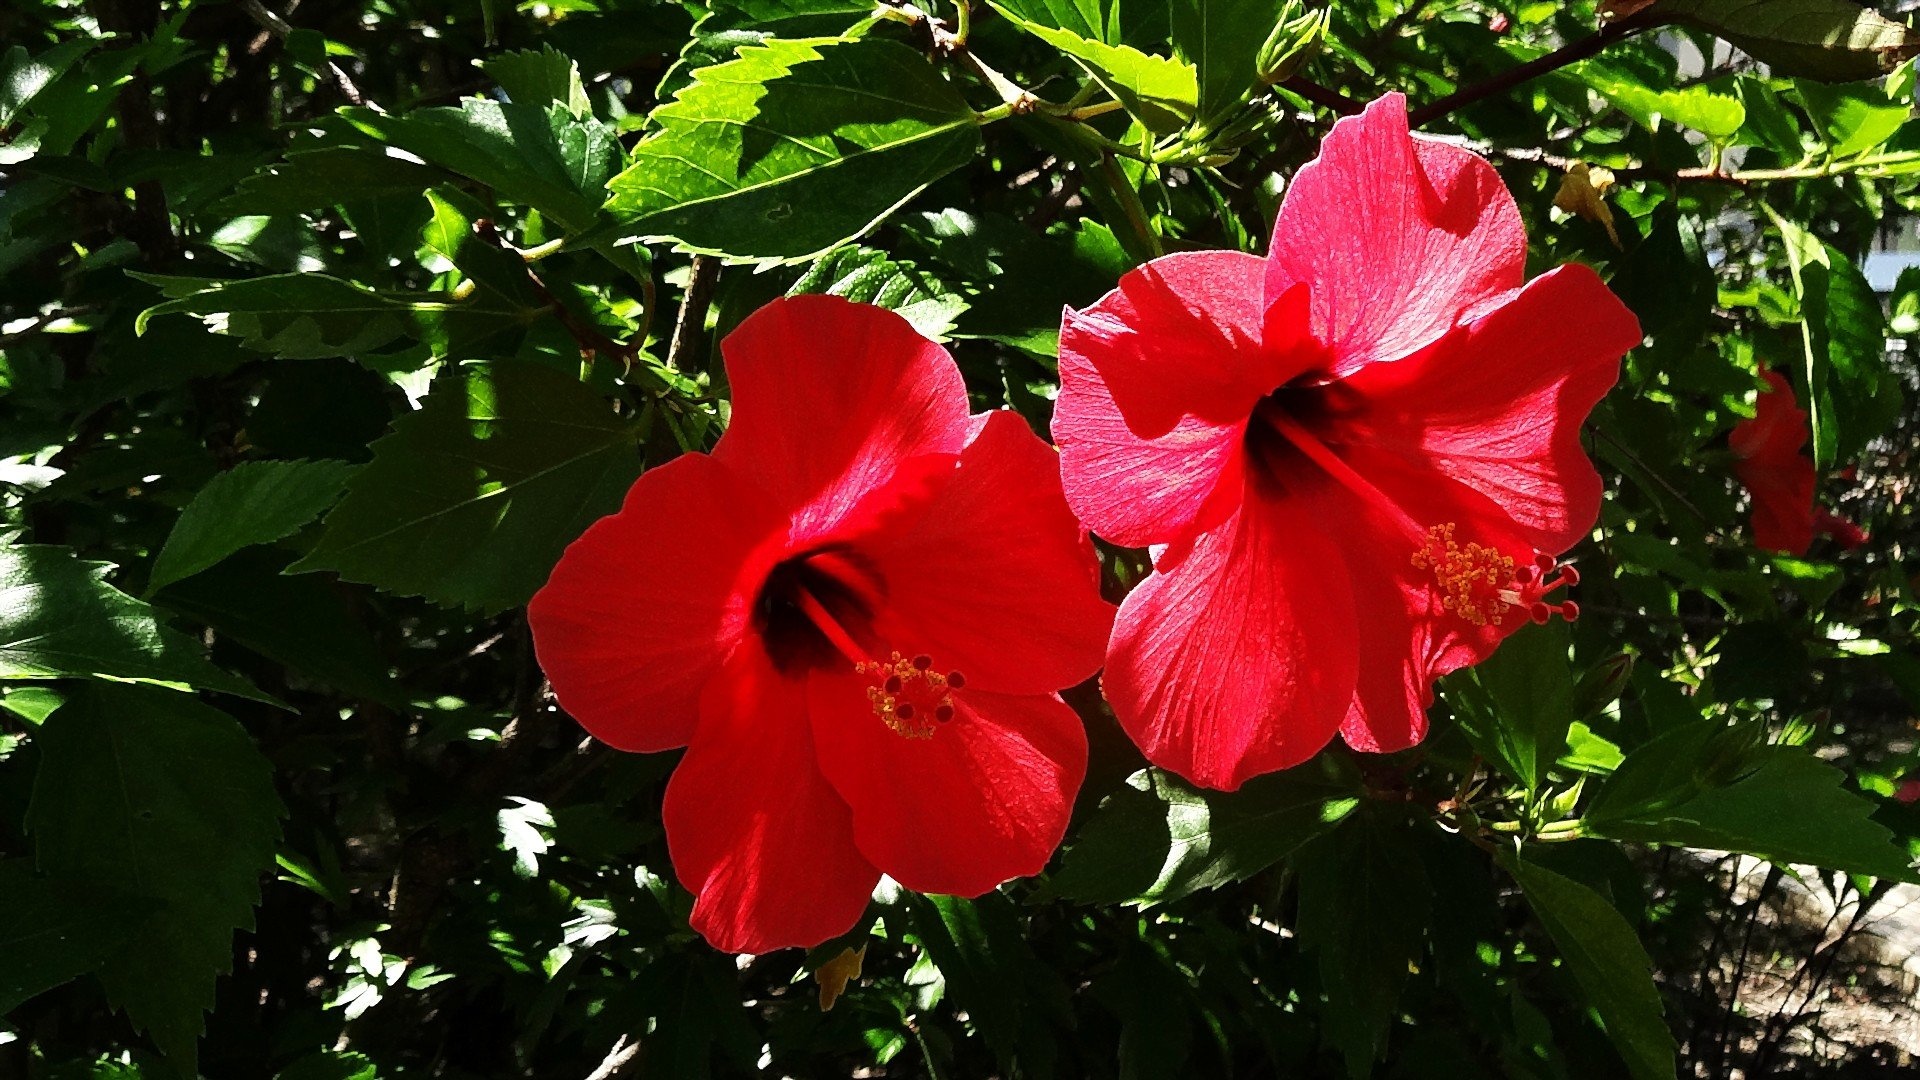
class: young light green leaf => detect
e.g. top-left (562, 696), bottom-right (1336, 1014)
top-left (1053, 764), bottom-right (1359, 906)
top-left (1638, 0), bottom-right (1918, 83)
top-left (789, 245), bottom-right (968, 340)
top-left (290, 361), bottom-right (641, 613)
top-left (1796, 80), bottom-right (1910, 156)
top-left (1501, 854), bottom-right (1678, 1080)
top-left (606, 38), bottom-right (983, 263)
top-left (1588, 74), bottom-right (1747, 141)
top-left (26, 684), bottom-right (284, 1072)
top-left (147, 459), bottom-right (358, 594)
top-left (482, 45), bottom-right (592, 119)
top-left (0, 545), bottom-right (264, 700)
top-left (991, 4), bottom-right (1198, 133)
top-left (0, 861), bottom-right (156, 1015)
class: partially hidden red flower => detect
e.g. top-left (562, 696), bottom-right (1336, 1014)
top-left (529, 295), bottom-right (1113, 953)
top-left (1053, 93), bottom-right (1642, 791)
top-left (1729, 368), bottom-right (1868, 555)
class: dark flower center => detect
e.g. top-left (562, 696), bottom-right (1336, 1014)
top-left (755, 546), bottom-right (877, 674)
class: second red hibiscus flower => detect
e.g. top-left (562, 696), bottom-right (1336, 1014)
top-left (1054, 93), bottom-right (1643, 791)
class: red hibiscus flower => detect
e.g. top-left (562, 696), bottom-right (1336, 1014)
top-left (1053, 93), bottom-right (1641, 790)
top-left (1730, 368), bottom-right (1868, 555)
top-left (529, 296), bottom-right (1113, 953)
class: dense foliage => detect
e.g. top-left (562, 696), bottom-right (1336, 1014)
top-left (3, 0), bottom-right (1920, 1076)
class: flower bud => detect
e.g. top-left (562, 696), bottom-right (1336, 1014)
top-left (1256, 2), bottom-right (1330, 86)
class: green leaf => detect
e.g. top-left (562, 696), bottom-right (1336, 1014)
top-left (290, 361), bottom-right (641, 613)
top-left (1587, 723), bottom-right (1914, 879)
top-left (1294, 811), bottom-right (1431, 1075)
top-left (275, 1051), bottom-right (381, 1080)
top-left (904, 893), bottom-right (1069, 1078)
top-left (147, 459), bottom-right (358, 594)
top-left (159, 550), bottom-right (399, 706)
top-left (1796, 80), bottom-right (1910, 156)
top-left (482, 45), bottom-right (592, 119)
top-left (606, 38), bottom-right (984, 263)
top-left (1500, 854), bottom-right (1678, 1080)
top-left (991, 5), bottom-right (1198, 133)
top-left (1588, 74), bottom-right (1746, 141)
top-left (26, 684), bottom-right (284, 1071)
top-left (1640, 0), bottom-right (1919, 82)
top-left (0, 545), bottom-right (264, 700)
top-left (1453, 621), bottom-right (1576, 792)
top-left (342, 100), bottom-right (622, 234)
top-left (213, 146), bottom-right (440, 215)
top-left (0, 860), bottom-right (156, 1015)
top-left (132, 273), bottom-right (413, 359)
top-left (1053, 763), bottom-right (1359, 905)
top-left (1767, 210), bottom-right (1903, 467)
top-left (789, 245), bottom-right (968, 340)
top-left (1169, 0), bottom-right (1287, 126)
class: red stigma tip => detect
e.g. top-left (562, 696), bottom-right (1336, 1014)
top-left (1529, 602), bottom-right (1551, 624)
top-left (934, 704), bottom-right (954, 722)
top-left (945, 670), bottom-right (966, 689)
top-left (1559, 600), bottom-right (1580, 621)
top-left (912, 654), bottom-right (933, 671)
top-left (861, 650), bottom-right (960, 739)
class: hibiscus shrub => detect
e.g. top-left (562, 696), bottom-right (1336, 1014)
top-left (4, 0), bottom-right (1920, 1077)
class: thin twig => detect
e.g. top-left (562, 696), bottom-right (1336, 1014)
top-left (585, 1036), bottom-right (642, 1080)
top-left (472, 219), bottom-right (639, 368)
top-left (1409, 10), bottom-right (1666, 128)
top-left (666, 256), bottom-right (718, 374)
top-left (238, 0), bottom-right (370, 107)
top-left (1279, 76), bottom-right (1363, 117)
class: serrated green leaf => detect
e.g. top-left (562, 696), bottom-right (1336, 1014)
top-left (606, 38), bottom-right (983, 263)
top-left (0, 545), bottom-right (264, 700)
top-left (1588, 723), bottom-right (1914, 879)
top-left (482, 45), bottom-right (592, 119)
top-left (290, 361), bottom-right (641, 613)
top-left (0, 860), bottom-right (156, 1015)
top-left (789, 245), bottom-right (968, 340)
top-left (26, 684), bottom-right (284, 1071)
top-left (1053, 764), bottom-right (1359, 905)
top-left (1640, 0), bottom-right (1918, 82)
top-left (275, 1051), bottom-right (381, 1080)
top-left (992, 5), bottom-right (1197, 133)
top-left (1295, 812), bottom-right (1430, 1076)
top-left (1501, 854), bottom-right (1677, 1080)
top-left (147, 459), bottom-right (358, 594)
top-left (1588, 74), bottom-right (1746, 141)
top-left (342, 100), bottom-right (622, 234)
top-left (212, 146), bottom-right (440, 215)
top-left (132, 273), bottom-right (413, 359)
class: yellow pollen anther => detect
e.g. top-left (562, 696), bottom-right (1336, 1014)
top-left (1411, 523), bottom-right (1581, 629)
top-left (1411, 523), bottom-right (1519, 628)
top-left (855, 651), bottom-right (965, 739)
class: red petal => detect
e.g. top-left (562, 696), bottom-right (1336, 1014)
top-left (713, 295), bottom-right (971, 543)
top-left (1730, 369), bottom-right (1808, 464)
top-left (529, 452), bottom-right (776, 753)
top-left (1328, 265), bottom-right (1639, 554)
top-left (1738, 453), bottom-right (1815, 555)
top-left (1813, 507), bottom-right (1868, 549)
top-left (1054, 340), bottom-right (1249, 551)
top-left (1102, 489), bottom-right (1358, 791)
top-left (1060, 251), bottom-right (1305, 438)
top-left (1268, 93), bottom-right (1526, 376)
top-left (663, 640), bottom-right (880, 954)
top-left (863, 411), bottom-right (1113, 694)
top-left (808, 678), bottom-right (1087, 897)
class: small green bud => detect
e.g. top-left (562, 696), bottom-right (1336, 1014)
top-left (1256, 3), bottom-right (1330, 86)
